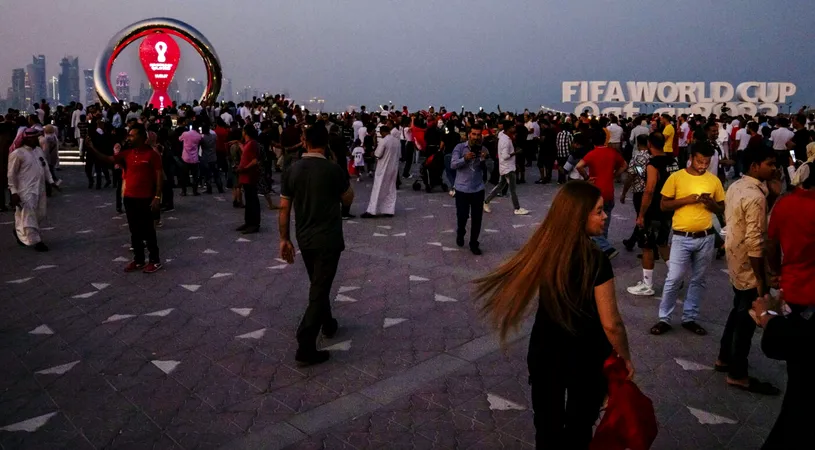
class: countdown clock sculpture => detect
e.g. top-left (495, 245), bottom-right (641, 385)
top-left (94, 17), bottom-right (222, 108)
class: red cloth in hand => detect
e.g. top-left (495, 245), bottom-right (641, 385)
top-left (590, 355), bottom-right (658, 450)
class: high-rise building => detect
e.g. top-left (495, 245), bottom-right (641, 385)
top-left (11, 68), bottom-right (26, 110)
top-left (58, 56), bottom-right (80, 104)
top-left (169, 79), bottom-right (180, 104)
top-left (23, 68), bottom-right (33, 108)
top-left (186, 78), bottom-right (204, 103)
top-left (49, 76), bottom-right (59, 103)
top-left (30, 55), bottom-right (46, 104)
top-left (137, 82), bottom-right (151, 106)
top-left (225, 78), bottom-right (233, 102)
top-left (83, 69), bottom-right (96, 104)
top-left (115, 72), bottom-right (130, 103)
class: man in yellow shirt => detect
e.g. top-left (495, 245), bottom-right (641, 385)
top-left (650, 139), bottom-right (724, 337)
top-left (661, 114), bottom-right (675, 155)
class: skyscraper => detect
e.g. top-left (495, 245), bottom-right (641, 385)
top-left (138, 82), bottom-right (151, 105)
top-left (30, 55), bottom-right (46, 103)
top-left (11, 68), bottom-right (26, 110)
top-left (186, 78), bottom-right (204, 103)
top-left (225, 78), bottom-right (233, 102)
top-left (58, 56), bottom-right (80, 104)
top-left (49, 76), bottom-right (59, 103)
top-left (84, 69), bottom-right (96, 104)
top-left (115, 72), bottom-right (130, 102)
top-left (23, 68), bottom-right (33, 108)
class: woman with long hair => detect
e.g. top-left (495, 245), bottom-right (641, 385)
top-left (474, 181), bottom-right (633, 449)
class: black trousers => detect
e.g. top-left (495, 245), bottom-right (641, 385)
top-left (201, 161), bottom-right (224, 193)
top-left (296, 249), bottom-right (342, 352)
top-left (243, 183), bottom-right (260, 227)
top-left (123, 197), bottom-right (159, 264)
top-left (556, 156), bottom-right (569, 184)
top-left (455, 189), bottom-right (484, 248)
top-left (85, 158), bottom-right (110, 187)
top-left (401, 141), bottom-right (415, 177)
top-left (113, 169), bottom-right (123, 210)
top-left (627, 192), bottom-right (643, 242)
top-left (162, 158), bottom-right (175, 209)
top-left (718, 286), bottom-right (759, 380)
top-left (181, 162), bottom-right (199, 194)
top-left (530, 362), bottom-right (607, 449)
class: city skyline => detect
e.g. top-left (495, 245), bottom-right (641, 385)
top-left (1, 0), bottom-right (813, 112)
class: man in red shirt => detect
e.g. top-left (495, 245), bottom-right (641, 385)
top-left (214, 118), bottom-right (230, 187)
top-left (88, 123), bottom-right (163, 273)
top-left (767, 162), bottom-right (815, 309)
top-left (576, 128), bottom-right (628, 258)
top-left (236, 124), bottom-right (261, 234)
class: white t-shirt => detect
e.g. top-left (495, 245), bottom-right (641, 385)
top-left (220, 112), bottom-right (233, 125)
top-left (526, 121), bottom-right (540, 140)
top-left (352, 120), bottom-right (363, 137)
top-left (357, 126), bottom-right (368, 143)
top-left (734, 128), bottom-right (749, 151)
top-left (351, 147), bottom-right (365, 166)
top-left (497, 132), bottom-right (516, 175)
top-left (679, 122), bottom-right (690, 147)
top-left (770, 127), bottom-right (795, 151)
top-left (606, 123), bottom-right (623, 144)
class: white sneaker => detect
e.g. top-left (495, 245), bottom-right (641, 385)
top-left (627, 281), bottom-right (655, 296)
top-left (448, 189), bottom-right (455, 197)
top-left (514, 208), bottom-right (530, 216)
top-left (483, 203), bottom-right (491, 213)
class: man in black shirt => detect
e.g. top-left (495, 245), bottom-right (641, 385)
top-left (627, 132), bottom-right (679, 297)
top-left (787, 114), bottom-right (811, 163)
top-left (279, 124), bottom-right (354, 366)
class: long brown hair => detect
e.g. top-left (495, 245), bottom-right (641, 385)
top-left (474, 181), bottom-right (603, 340)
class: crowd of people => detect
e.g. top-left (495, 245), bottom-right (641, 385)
top-left (3, 94), bottom-right (815, 448)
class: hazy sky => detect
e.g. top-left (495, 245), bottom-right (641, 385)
top-left (1, 0), bottom-right (812, 112)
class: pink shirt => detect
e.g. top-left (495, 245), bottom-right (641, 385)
top-left (179, 130), bottom-right (202, 164)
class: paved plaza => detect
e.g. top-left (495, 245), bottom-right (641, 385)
top-left (0, 167), bottom-right (785, 449)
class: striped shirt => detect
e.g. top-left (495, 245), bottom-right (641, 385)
top-left (556, 131), bottom-right (573, 159)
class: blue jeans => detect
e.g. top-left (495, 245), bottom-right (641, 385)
top-left (591, 200), bottom-right (615, 252)
top-left (658, 234), bottom-right (716, 323)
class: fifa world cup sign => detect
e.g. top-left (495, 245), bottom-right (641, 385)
top-left (562, 81), bottom-right (797, 117)
top-left (94, 17), bottom-right (222, 109)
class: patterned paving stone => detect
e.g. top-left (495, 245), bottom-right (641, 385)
top-left (0, 168), bottom-right (791, 449)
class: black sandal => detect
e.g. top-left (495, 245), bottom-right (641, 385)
top-left (650, 322), bottom-right (672, 335)
top-left (682, 321), bottom-right (707, 335)
top-left (727, 377), bottom-right (781, 396)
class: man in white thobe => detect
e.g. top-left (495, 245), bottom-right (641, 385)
top-left (8, 128), bottom-right (56, 252)
top-left (362, 126), bottom-right (400, 218)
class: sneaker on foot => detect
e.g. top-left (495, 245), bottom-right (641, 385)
top-left (483, 203), bottom-right (492, 213)
top-left (627, 281), bottom-right (655, 296)
top-left (142, 262), bottom-right (163, 274)
top-left (605, 248), bottom-right (620, 260)
top-left (514, 208), bottom-right (530, 215)
top-left (124, 261), bottom-right (145, 272)
top-left (456, 236), bottom-right (465, 247)
top-left (295, 350), bottom-right (330, 367)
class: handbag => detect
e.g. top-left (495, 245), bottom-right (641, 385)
top-left (590, 355), bottom-right (658, 450)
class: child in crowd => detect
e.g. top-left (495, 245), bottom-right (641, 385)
top-left (351, 139), bottom-right (366, 181)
